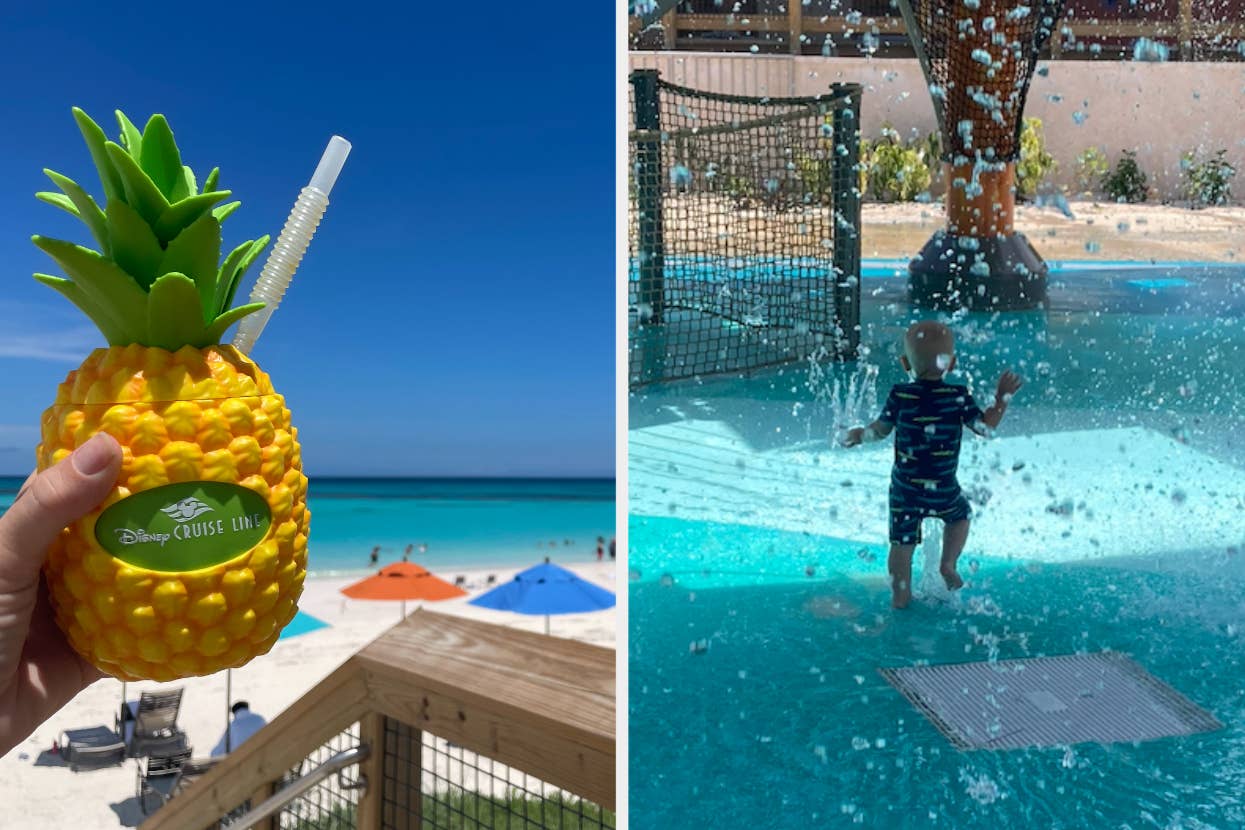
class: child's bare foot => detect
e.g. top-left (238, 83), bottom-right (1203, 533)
top-left (940, 565), bottom-right (964, 591)
top-left (892, 579), bottom-right (912, 609)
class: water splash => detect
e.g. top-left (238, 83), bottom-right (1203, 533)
top-left (807, 356), bottom-right (880, 445)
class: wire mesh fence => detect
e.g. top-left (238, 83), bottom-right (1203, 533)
top-left (382, 718), bottom-right (614, 830)
top-left (214, 724), bottom-right (363, 830)
top-left (274, 724), bottom-right (364, 829)
top-left (628, 71), bottom-right (862, 388)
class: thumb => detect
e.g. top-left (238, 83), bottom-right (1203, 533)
top-left (0, 433), bottom-right (123, 594)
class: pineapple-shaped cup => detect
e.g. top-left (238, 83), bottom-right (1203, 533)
top-left (32, 109), bottom-right (308, 681)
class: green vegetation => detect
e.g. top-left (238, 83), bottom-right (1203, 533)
top-left (1016, 117), bottom-right (1057, 202)
top-left (288, 801), bottom-right (357, 829)
top-left (1074, 146), bottom-right (1109, 198)
top-left (1103, 150), bottom-right (1149, 203)
top-left (796, 151), bottom-right (835, 207)
top-left (861, 126), bottom-right (932, 202)
top-left (287, 790), bottom-right (615, 830)
top-left (1182, 149), bottom-right (1236, 207)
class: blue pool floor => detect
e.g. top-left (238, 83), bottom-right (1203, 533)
top-left (629, 518), bottom-right (1245, 828)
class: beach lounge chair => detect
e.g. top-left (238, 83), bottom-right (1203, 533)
top-left (120, 688), bottom-right (187, 758)
top-left (137, 749), bottom-right (219, 815)
top-left (58, 725), bottom-right (126, 771)
top-left (454, 575), bottom-right (467, 588)
top-left (136, 748), bottom-right (191, 814)
top-left (486, 574), bottom-right (497, 586)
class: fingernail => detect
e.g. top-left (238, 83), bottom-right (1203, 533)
top-left (72, 434), bottom-right (115, 476)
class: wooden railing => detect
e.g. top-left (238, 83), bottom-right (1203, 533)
top-left (631, 0), bottom-right (1245, 60)
top-left (141, 611), bottom-right (615, 829)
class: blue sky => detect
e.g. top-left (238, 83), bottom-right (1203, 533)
top-left (0, 3), bottom-right (614, 478)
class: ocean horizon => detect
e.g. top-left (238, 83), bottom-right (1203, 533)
top-left (0, 476), bottom-right (616, 578)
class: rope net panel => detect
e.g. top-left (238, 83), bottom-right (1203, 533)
top-left (628, 74), bottom-right (862, 388)
top-left (901, 0), bottom-right (1065, 162)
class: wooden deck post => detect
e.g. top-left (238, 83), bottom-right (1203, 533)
top-left (381, 718), bottom-right (422, 830)
top-left (788, 0), bottom-right (803, 54)
top-left (662, 8), bottom-right (677, 50)
top-left (356, 712), bottom-right (385, 829)
top-left (1178, 0), bottom-right (1193, 61)
top-left (246, 780), bottom-right (275, 830)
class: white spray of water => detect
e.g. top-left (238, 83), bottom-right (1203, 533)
top-left (806, 348), bottom-right (880, 446)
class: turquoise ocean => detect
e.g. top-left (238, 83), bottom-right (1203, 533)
top-left (0, 477), bottom-right (616, 577)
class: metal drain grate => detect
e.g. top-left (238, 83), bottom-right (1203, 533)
top-left (879, 651), bottom-right (1222, 750)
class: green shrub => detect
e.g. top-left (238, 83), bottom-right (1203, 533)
top-left (1016, 117), bottom-right (1057, 201)
top-left (863, 126), bottom-right (932, 202)
top-left (726, 173), bottom-right (757, 208)
top-left (1103, 150), bottom-right (1149, 203)
top-left (1074, 146), bottom-right (1109, 198)
top-left (796, 152), bottom-right (835, 206)
top-left (924, 131), bottom-right (944, 188)
top-left (1182, 149), bottom-right (1236, 207)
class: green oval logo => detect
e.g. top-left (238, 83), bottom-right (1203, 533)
top-left (95, 481), bottom-right (272, 572)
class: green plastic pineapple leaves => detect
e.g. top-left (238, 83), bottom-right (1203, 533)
top-left (33, 108), bottom-right (269, 349)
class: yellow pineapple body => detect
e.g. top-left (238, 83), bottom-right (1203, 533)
top-left (38, 344), bottom-right (308, 681)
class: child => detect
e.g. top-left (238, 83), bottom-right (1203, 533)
top-left (843, 321), bottom-right (1022, 609)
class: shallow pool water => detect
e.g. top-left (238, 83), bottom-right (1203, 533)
top-left (629, 517), bottom-right (1245, 828)
top-left (628, 264), bottom-right (1245, 828)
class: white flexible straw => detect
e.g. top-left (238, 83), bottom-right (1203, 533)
top-left (232, 136), bottom-right (351, 354)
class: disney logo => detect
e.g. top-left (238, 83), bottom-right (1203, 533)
top-left (114, 528), bottom-right (172, 547)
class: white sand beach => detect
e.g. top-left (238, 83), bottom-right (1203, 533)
top-left (0, 560), bottom-right (617, 828)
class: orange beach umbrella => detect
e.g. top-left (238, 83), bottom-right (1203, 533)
top-left (340, 562), bottom-right (467, 618)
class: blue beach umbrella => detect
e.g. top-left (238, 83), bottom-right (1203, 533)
top-left (468, 559), bottom-right (616, 635)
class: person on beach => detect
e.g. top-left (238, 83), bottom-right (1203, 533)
top-left (609, 537), bottom-right (616, 560)
top-left (0, 433), bottom-right (122, 756)
top-left (596, 536), bottom-right (605, 561)
top-left (369, 546), bottom-right (380, 566)
top-left (211, 701), bottom-right (268, 756)
top-left (843, 321), bottom-right (1022, 609)
top-left (403, 543), bottom-right (413, 562)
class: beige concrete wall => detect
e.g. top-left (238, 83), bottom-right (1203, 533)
top-left (630, 52), bottom-right (1245, 200)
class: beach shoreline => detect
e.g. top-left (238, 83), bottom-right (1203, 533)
top-left (0, 561), bottom-right (617, 828)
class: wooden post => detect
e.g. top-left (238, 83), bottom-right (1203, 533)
top-left (788, 0), bottom-right (803, 54)
top-left (662, 8), bottom-right (677, 50)
top-left (246, 781), bottom-right (276, 830)
top-left (1178, 0), bottom-right (1193, 61)
top-left (381, 718), bottom-right (422, 830)
top-left (356, 713), bottom-right (385, 829)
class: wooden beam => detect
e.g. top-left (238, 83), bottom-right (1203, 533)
top-left (1064, 21), bottom-right (1179, 38)
top-left (801, 16), bottom-right (905, 35)
top-left (362, 659), bottom-right (615, 810)
top-left (635, 12), bottom-right (1245, 55)
top-left (144, 612), bottom-right (616, 827)
top-left (354, 612), bottom-right (616, 809)
top-left (675, 13), bottom-right (788, 32)
top-left (356, 611), bottom-right (615, 745)
top-left (141, 662), bottom-right (372, 830)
